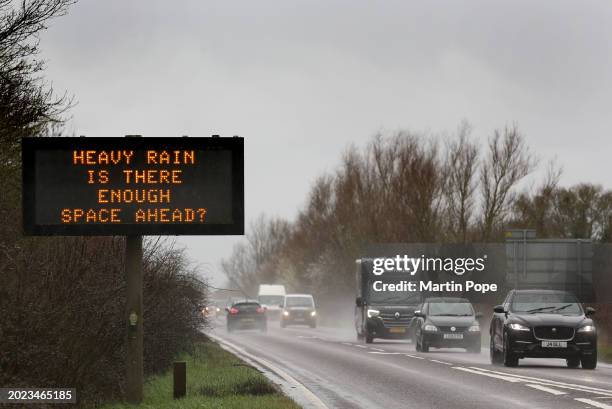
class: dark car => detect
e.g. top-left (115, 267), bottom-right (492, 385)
top-left (411, 297), bottom-right (482, 353)
top-left (226, 300), bottom-right (267, 333)
top-left (489, 289), bottom-right (597, 369)
top-left (280, 294), bottom-right (317, 328)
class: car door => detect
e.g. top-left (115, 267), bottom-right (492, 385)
top-left (492, 291), bottom-right (512, 350)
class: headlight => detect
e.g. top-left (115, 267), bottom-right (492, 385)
top-left (468, 324), bottom-right (480, 332)
top-left (310, 311), bottom-right (317, 317)
top-left (282, 311), bottom-right (289, 316)
top-left (367, 309), bottom-right (380, 318)
top-left (577, 325), bottom-right (596, 333)
top-left (509, 323), bottom-right (530, 332)
top-left (423, 324), bottom-right (438, 332)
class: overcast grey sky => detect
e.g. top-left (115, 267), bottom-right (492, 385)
top-left (40, 0), bottom-right (612, 285)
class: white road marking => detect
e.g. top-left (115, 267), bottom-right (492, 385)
top-left (575, 398), bottom-right (612, 409)
top-left (341, 342), bottom-right (353, 346)
top-left (355, 344), bottom-right (367, 348)
top-left (368, 352), bottom-right (401, 355)
top-left (452, 367), bottom-right (522, 382)
top-left (429, 359), bottom-right (452, 366)
top-left (468, 367), bottom-right (612, 397)
top-left (404, 354), bottom-right (425, 360)
top-left (370, 348), bottom-right (385, 352)
top-left (526, 384), bottom-right (566, 395)
top-left (208, 333), bottom-right (329, 409)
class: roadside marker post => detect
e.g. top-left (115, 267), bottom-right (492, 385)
top-left (173, 361), bottom-right (187, 399)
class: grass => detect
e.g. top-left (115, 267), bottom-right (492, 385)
top-left (98, 341), bottom-right (301, 409)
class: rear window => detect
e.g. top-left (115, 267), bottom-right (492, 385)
top-left (233, 302), bottom-right (261, 311)
top-left (286, 297), bottom-right (314, 307)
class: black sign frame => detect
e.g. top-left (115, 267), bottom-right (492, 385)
top-left (22, 136), bottom-right (244, 236)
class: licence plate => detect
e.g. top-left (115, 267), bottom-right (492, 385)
top-left (443, 333), bottom-right (464, 340)
top-left (389, 327), bottom-right (406, 333)
top-left (542, 341), bottom-right (567, 348)
top-left (241, 318), bottom-right (255, 323)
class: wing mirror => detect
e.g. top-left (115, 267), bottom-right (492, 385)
top-left (414, 310), bottom-right (425, 318)
top-left (356, 297), bottom-right (363, 307)
top-left (493, 305), bottom-right (506, 314)
top-left (585, 306), bottom-right (596, 316)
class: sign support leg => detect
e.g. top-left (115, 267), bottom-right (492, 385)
top-left (126, 235), bottom-right (143, 403)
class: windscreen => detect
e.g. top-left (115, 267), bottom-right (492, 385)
top-left (510, 292), bottom-right (582, 315)
top-left (367, 275), bottom-right (421, 305)
top-left (429, 302), bottom-right (474, 316)
top-left (286, 297), bottom-right (314, 307)
top-left (258, 295), bottom-right (284, 306)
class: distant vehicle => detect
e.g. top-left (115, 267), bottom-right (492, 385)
top-left (280, 294), bottom-right (317, 328)
top-left (202, 303), bottom-right (222, 320)
top-left (411, 297), bottom-right (482, 353)
top-left (257, 284), bottom-right (286, 320)
top-left (226, 300), bottom-right (267, 333)
top-left (490, 289), bottom-right (597, 369)
top-left (355, 258), bottom-right (422, 343)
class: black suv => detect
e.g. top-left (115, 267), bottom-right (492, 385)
top-left (490, 289), bottom-right (597, 369)
top-left (411, 297), bottom-right (482, 353)
top-left (226, 300), bottom-right (267, 333)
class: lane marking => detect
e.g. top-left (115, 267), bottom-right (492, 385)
top-left (467, 367), bottom-right (612, 397)
top-left (429, 359), bottom-right (452, 366)
top-left (341, 342), bottom-right (353, 346)
top-left (452, 367), bottom-right (522, 382)
top-left (370, 348), bottom-right (385, 352)
top-left (526, 384), bottom-right (566, 395)
top-left (575, 398), bottom-right (612, 409)
top-left (355, 345), bottom-right (367, 349)
top-left (404, 354), bottom-right (425, 360)
top-left (368, 352), bottom-right (401, 355)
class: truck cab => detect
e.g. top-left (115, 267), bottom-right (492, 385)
top-left (355, 258), bottom-right (422, 343)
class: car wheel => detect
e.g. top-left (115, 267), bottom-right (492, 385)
top-left (581, 351), bottom-right (597, 370)
top-left (415, 335), bottom-right (421, 352)
top-left (365, 331), bottom-right (374, 344)
top-left (490, 337), bottom-right (502, 365)
top-left (503, 335), bottom-right (519, 367)
top-left (421, 339), bottom-right (429, 353)
top-left (566, 357), bottom-right (580, 368)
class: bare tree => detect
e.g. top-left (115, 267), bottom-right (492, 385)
top-left (444, 122), bottom-right (479, 242)
top-left (479, 124), bottom-right (536, 240)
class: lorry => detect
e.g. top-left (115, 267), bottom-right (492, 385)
top-left (257, 284), bottom-right (286, 320)
top-left (355, 258), bottom-right (422, 343)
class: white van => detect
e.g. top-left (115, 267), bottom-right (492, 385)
top-left (257, 284), bottom-right (286, 320)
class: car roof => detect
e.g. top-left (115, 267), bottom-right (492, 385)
top-left (425, 297), bottom-right (470, 303)
top-left (232, 299), bottom-right (260, 305)
top-left (512, 289), bottom-right (573, 295)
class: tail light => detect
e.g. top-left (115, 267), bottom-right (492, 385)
top-left (256, 307), bottom-right (265, 314)
top-left (229, 307), bottom-right (239, 315)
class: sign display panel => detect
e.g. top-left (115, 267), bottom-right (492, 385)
top-left (22, 137), bottom-right (244, 235)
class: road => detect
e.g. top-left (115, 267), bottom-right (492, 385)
top-left (209, 321), bottom-right (612, 409)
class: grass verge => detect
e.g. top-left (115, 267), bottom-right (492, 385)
top-left (98, 340), bottom-right (301, 409)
